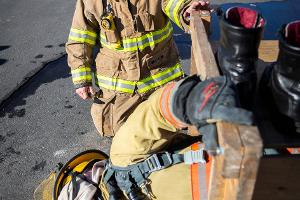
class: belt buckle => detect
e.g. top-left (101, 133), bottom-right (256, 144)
top-left (184, 149), bottom-right (206, 164)
top-left (146, 152), bottom-right (172, 173)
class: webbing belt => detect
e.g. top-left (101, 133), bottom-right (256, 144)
top-left (103, 149), bottom-right (206, 195)
top-left (141, 150), bottom-right (206, 173)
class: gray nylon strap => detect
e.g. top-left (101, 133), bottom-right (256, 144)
top-left (103, 150), bottom-right (207, 194)
top-left (131, 150), bottom-right (206, 175)
top-left (138, 152), bottom-right (184, 174)
top-left (109, 150), bottom-right (206, 176)
top-left (103, 167), bottom-right (115, 184)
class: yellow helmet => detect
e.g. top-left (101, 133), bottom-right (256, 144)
top-left (53, 149), bottom-right (108, 200)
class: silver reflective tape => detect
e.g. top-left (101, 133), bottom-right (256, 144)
top-left (198, 162), bottom-right (208, 200)
top-left (69, 32), bottom-right (96, 41)
top-left (123, 42), bottom-right (137, 49)
top-left (168, 0), bottom-right (178, 21)
top-left (71, 71), bottom-right (91, 78)
top-left (97, 78), bottom-right (135, 91)
top-left (138, 67), bottom-right (182, 90)
top-left (101, 22), bottom-right (172, 51)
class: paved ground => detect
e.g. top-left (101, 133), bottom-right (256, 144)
top-left (0, 0), bottom-right (298, 199)
top-left (0, 0), bottom-right (74, 105)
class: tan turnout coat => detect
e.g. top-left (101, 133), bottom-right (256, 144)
top-left (66, 0), bottom-right (193, 136)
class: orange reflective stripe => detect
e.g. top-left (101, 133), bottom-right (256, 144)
top-left (191, 143), bottom-right (201, 200)
top-left (206, 154), bottom-right (211, 192)
top-left (286, 148), bottom-right (300, 154)
top-left (159, 83), bottom-right (186, 128)
top-left (191, 143), bottom-right (211, 200)
top-left (159, 84), bottom-right (172, 124)
top-left (163, 83), bottom-right (179, 126)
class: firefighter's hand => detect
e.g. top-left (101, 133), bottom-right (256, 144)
top-left (76, 86), bottom-right (95, 100)
top-left (184, 76), bottom-right (254, 127)
top-left (185, 76), bottom-right (254, 155)
top-left (184, 1), bottom-right (210, 21)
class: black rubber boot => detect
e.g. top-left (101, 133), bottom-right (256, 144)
top-left (270, 20), bottom-right (300, 132)
top-left (106, 176), bottom-right (126, 200)
top-left (217, 7), bottom-right (265, 109)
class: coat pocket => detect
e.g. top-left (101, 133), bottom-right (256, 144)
top-left (145, 40), bottom-right (179, 70)
top-left (91, 94), bottom-right (115, 137)
top-left (95, 51), bottom-right (120, 77)
top-left (103, 29), bottom-right (120, 44)
top-left (135, 12), bottom-right (155, 32)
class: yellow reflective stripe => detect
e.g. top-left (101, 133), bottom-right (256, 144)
top-left (72, 75), bottom-right (92, 82)
top-left (164, 0), bottom-right (185, 28)
top-left (71, 67), bottom-right (92, 83)
top-left (137, 63), bottom-right (183, 93)
top-left (69, 28), bottom-right (97, 45)
top-left (137, 63), bottom-right (181, 85)
top-left (165, 0), bottom-right (174, 19)
top-left (71, 67), bottom-right (91, 74)
top-left (97, 75), bottom-right (136, 86)
top-left (100, 34), bottom-right (127, 51)
top-left (69, 36), bottom-right (96, 45)
top-left (100, 21), bottom-right (173, 52)
top-left (173, 0), bottom-right (185, 27)
top-left (95, 63), bottom-right (182, 94)
top-left (138, 27), bottom-right (173, 51)
top-left (137, 70), bottom-right (183, 93)
top-left (97, 82), bottom-right (134, 93)
top-left (96, 75), bottom-right (136, 93)
top-left (122, 21), bottom-right (170, 44)
top-left (70, 28), bottom-right (97, 37)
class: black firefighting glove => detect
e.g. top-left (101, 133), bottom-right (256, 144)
top-left (172, 75), bottom-right (254, 155)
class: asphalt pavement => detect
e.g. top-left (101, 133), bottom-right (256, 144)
top-left (0, 0), bottom-right (298, 199)
top-left (0, 55), bottom-right (113, 199)
top-left (0, 0), bottom-right (74, 105)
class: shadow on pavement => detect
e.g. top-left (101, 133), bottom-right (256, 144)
top-left (0, 45), bottom-right (10, 51)
top-left (0, 55), bottom-right (70, 118)
top-left (0, 46), bottom-right (10, 66)
top-left (0, 59), bottom-right (8, 65)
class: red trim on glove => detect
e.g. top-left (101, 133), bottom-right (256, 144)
top-left (198, 82), bottom-right (218, 112)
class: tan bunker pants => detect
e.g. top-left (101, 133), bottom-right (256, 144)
top-left (110, 86), bottom-right (211, 200)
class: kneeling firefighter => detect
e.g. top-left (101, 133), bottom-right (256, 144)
top-left (102, 74), bottom-right (253, 200)
top-left (66, 0), bottom-right (211, 137)
top-left (43, 75), bottom-right (252, 200)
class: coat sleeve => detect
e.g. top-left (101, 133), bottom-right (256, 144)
top-left (161, 0), bottom-right (193, 32)
top-left (66, 0), bottom-right (100, 88)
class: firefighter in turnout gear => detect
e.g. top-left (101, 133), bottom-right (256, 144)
top-left (101, 75), bottom-right (253, 200)
top-left (44, 75), bottom-right (253, 200)
top-left (66, 0), bottom-right (211, 136)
